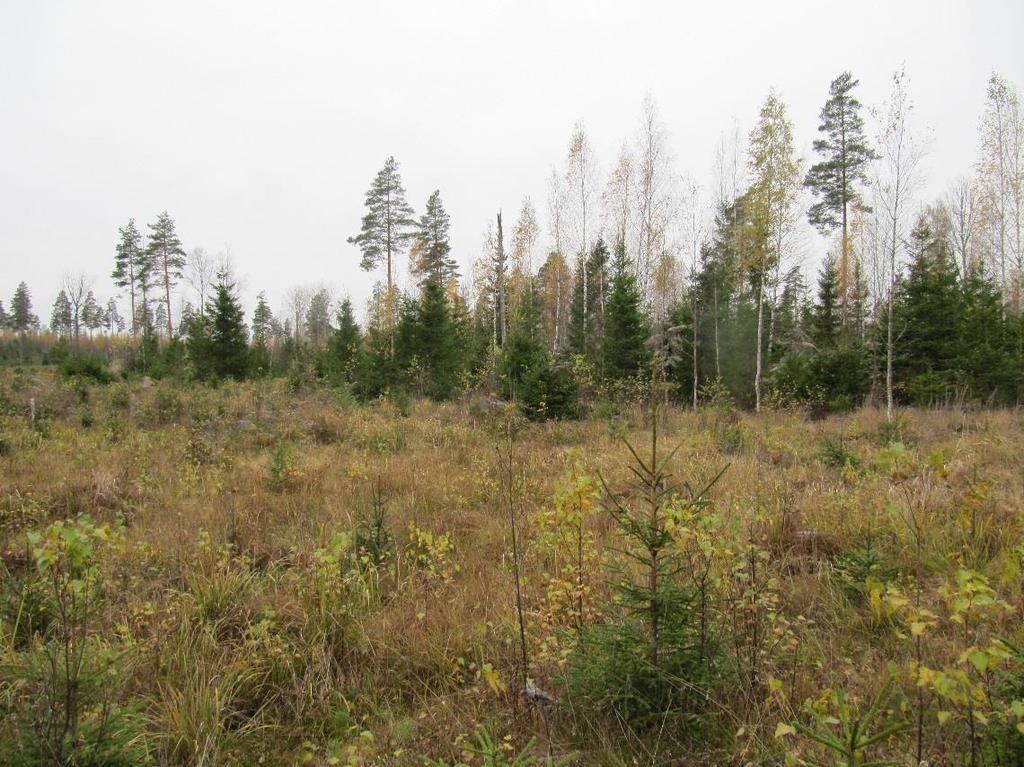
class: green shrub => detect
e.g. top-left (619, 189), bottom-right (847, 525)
top-left (819, 437), bottom-right (859, 470)
top-left (907, 370), bottom-right (952, 407)
top-left (0, 516), bottom-right (148, 766)
top-left (58, 353), bottom-right (113, 385)
top-left (834, 542), bottom-right (899, 604)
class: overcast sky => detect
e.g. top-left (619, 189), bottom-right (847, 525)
top-left (2, 0), bottom-right (1022, 322)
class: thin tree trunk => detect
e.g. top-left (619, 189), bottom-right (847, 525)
top-left (163, 254), bottom-right (174, 338)
top-left (692, 290), bottom-right (699, 411)
top-left (754, 275), bottom-right (765, 412)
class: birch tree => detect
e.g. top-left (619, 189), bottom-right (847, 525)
top-left (603, 143), bottom-right (635, 255)
top-left (634, 95), bottom-right (675, 303)
top-left (744, 92), bottom-right (802, 412)
top-left (941, 178), bottom-right (982, 279)
top-left (681, 178), bottom-right (708, 409)
top-left (61, 273), bottom-right (92, 344)
top-left (186, 246), bottom-right (215, 317)
top-left (565, 122), bottom-right (597, 341)
top-left (874, 67), bottom-right (927, 420)
top-left (976, 73), bottom-right (1023, 307)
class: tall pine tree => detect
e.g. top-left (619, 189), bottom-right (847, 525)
top-left (145, 211), bottom-right (187, 337)
top-left (805, 72), bottom-right (876, 306)
top-left (348, 156), bottom-right (416, 293)
top-left (50, 291), bottom-right (73, 338)
top-left (112, 219), bottom-right (145, 335)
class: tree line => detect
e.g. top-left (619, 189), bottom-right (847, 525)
top-left (2, 69), bottom-right (1023, 415)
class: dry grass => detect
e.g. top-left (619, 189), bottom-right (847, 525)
top-left (1, 368), bottom-right (1023, 765)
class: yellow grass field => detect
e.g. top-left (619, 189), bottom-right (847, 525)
top-left (2, 368), bottom-right (1023, 765)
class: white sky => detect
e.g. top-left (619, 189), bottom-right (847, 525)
top-left (2, 0), bottom-right (1022, 322)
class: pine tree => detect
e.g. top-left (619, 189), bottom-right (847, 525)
top-left (112, 219), bottom-right (144, 335)
top-left (805, 72), bottom-right (876, 303)
top-left (603, 239), bottom-right (650, 383)
top-left (145, 211), bottom-right (187, 337)
top-left (50, 291), bottom-right (73, 337)
top-left (811, 257), bottom-right (841, 349)
top-left (348, 156), bottom-right (416, 293)
top-left (413, 190), bottom-right (457, 287)
top-left (81, 291), bottom-right (103, 336)
top-left (0, 300), bottom-right (8, 330)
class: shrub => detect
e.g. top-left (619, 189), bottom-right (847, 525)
top-left (833, 542), bottom-right (899, 604)
top-left (907, 370), bottom-right (952, 407)
top-left (58, 353), bottom-right (113, 385)
top-left (819, 436), bottom-right (859, 470)
top-left (0, 516), bottom-right (148, 766)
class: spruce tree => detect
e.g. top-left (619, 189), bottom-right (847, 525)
top-left (323, 298), bottom-right (362, 384)
top-left (960, 268), bottom-right (1019, 399)
top-left (891, 216), bottom-right (964, 402)
top-left (413, 190), bottom-right (457, 287)
top-left (500, 282), bottom-right (578, 420)
top-left (603, 240), bottom-right (649, 383)
top-left (252, 292), bottom-right (275, 346)
top-left (112, 219), bottom-right (144, 335)
top-left (248, 293), bottom-right (273, 376)
top-left (0, 300), bottom-right (7, 330)
top-left (811, 257), bottom-right (841, 349)
top-left (415, 278), bottom-right (462, 400)
top-left (805, 72), bottom-right (876, 303)
top-left (194, 273), bottom-right (249, 381)
top-left (145, 211), bottom-right (187, 337)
